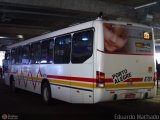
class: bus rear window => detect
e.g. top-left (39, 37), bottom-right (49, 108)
top-left (103, 23), bottom-right (153, 54)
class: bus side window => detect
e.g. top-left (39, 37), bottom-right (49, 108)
top-left (5, 50), bottom-right (10, 61)
top-left (3, 50), bottom-right (10, 72)
top-left (71, 29), bottom-right (94, 63)
top-left (22, 45), bottom-right (30, 64)
top-left (54, 35), bottom-right (71, 64)
top-left (30, 42), bottom-right (41, 64)
top-left (15, 47), bottom-right (22, 64)
top-left (11, 49), bottom-right (16, 64)
top-left (41, 39), bottom-right (54, 64)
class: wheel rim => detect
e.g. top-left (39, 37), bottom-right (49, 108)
top-left (43, 87), bottom-right (49, 102)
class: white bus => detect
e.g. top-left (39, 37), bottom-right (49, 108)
top-left (3, 18), bottom-right (157, 103)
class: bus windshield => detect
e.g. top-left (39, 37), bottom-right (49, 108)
top-left (103, 23), bottom-right (153, 54)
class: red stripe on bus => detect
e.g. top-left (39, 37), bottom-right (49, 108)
top-left (124, 78), bottom-right (143, 82)
top-left (104, 78), bottom-right (143, 83)
top-left (47, 75), bottom-right (143, 83)
top-left (47, 75), bottom-right (96, 83)
top-left (105, 78), bottom-right (113, 83)
top-left (97, 49), bottom-right (154, 56)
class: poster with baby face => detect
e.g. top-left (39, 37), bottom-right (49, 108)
top-left (103, 23), bottom-right (153, 54)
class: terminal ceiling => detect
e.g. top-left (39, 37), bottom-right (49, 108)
top-left (0, 0), bottom-right (160, 50)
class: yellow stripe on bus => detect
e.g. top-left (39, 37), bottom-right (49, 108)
top-left (18, 76), bottom-right (42, 81)
top-left (49, 79), bottom-right (94, 88)
top-left (70, 81), bottom-right (94, 88)
top-left (105, 83), bottom-right (154, 89)
top-left (18, 75), bottom-right (155, 89)
top-left (49, 79), bottom-right (70, 86)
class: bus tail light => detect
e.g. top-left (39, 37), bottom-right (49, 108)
top-left (96, 71), bottom-right (105, 88)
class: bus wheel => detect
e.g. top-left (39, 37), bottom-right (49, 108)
top-left (10, 79), bottom-right (16, 93)
top-left (42, 82), bottom-right (51, 104)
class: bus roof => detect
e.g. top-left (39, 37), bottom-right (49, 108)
top-left (7, 18), bottom-right (152, 49)
top-left (7, 20), bottom-right (95, 49)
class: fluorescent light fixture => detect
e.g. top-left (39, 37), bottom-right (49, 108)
top-left (134, 2), bottom-right (158, 10)
top-left (17, 35), bottom-right (24, 39)
top-left (0, 36), bottom-right (7, 39)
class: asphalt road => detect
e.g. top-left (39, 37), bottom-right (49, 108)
top-left (0, 79), bottom-right (160, 120)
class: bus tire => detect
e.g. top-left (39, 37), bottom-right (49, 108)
top-left (41, 82), bottom-right (51, 104)
top-left (10, 77), bottom-right (16, 93)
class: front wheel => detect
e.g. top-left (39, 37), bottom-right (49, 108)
top-left (42, 82), bottom-right (51, 104)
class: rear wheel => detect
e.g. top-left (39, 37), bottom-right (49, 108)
top-left (42, 82), bottom-right (51, 104)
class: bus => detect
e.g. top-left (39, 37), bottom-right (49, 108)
top-left (3, 18), bottom-right (157, 103)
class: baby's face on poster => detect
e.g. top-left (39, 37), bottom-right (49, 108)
top-left (104, 25), bottom-right (127, 52)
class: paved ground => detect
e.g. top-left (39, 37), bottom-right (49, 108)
top-left (1, 79), bottom-right (160, 120)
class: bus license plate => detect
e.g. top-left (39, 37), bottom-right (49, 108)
top-left (125, 93), bottom-right (135, 99)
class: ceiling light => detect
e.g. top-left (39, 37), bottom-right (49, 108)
top-left (0, 36), bottom-right (7, 39)
top-left (134, 2), bottom-right (158, 10)
top-left (17, 35), bottom-right (23, 39)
